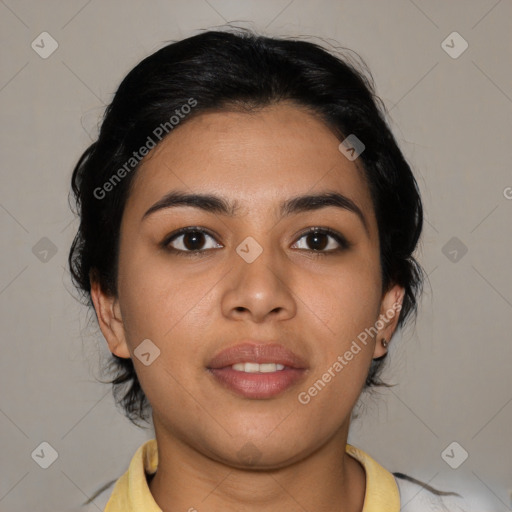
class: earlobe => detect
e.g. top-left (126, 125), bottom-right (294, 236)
top-left (372, 283), bottom-right (405, 359)
top-left (89, 275), bottom-right (131, 359)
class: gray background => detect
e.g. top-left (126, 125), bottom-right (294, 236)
top-left (0, 1), bottom-right (511, 510)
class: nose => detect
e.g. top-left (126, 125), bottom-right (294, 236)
top-left (220, 239), bottom-right (297, 324)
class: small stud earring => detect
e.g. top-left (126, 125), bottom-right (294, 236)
top-left (382, 338), bottom-right (388, 348)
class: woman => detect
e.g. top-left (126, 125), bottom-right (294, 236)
top-left (68, 28), bottom-right (470, 511)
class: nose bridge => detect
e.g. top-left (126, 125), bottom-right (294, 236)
top-left (222, 232), bottom-right (296, 320)
top-left (235, 233), bottom-right (283, 292)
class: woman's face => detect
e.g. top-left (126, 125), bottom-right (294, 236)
top-left (94, 102), bottom-right (402, 467)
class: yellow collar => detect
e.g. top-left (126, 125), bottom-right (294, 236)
top-left (105, 439), bottom-right (400, 511)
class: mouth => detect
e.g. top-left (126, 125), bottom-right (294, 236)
top-left (207, 342), bottom-right (308, 399)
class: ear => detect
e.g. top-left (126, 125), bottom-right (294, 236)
top-left (372, 283), bottom-right (405, 359)
top-left (90, 271), bottom-right (131, 359)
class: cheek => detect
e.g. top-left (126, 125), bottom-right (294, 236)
top-left (116, 249), bottom-right (222, 411)
top-left (293, 269), bottom-right (381, 429)
top-left (297, 254), bottom-right (382, 403)
top-left (116, 255), bottom-right (212, 416)
top-left (309, 255), bottom-right (382, 340)
top-left (117, 246), bottom-right (208, 342)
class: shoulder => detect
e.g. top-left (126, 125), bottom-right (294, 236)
top-left (393, 472), bottom-right (471, 512)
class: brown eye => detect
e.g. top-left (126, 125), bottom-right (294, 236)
top-left (292, 228), bottom-right (350, 254)
top-left (304, 232), bottom-right (329, 251)
top-left (164, 227), bottom-right (222, 254)
top-left (180, 231), bottom-right (206, 251)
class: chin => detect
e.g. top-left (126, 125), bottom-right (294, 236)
top-left (216, 443), bottom-right (309, 470)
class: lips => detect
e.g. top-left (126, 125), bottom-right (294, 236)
top-left (207, 342), bottom-right (308, 399)
top-left (207, 342), bottom-right (308, 370)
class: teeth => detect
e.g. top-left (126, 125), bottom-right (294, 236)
top-left (231, 362), bottom-right (286, 373)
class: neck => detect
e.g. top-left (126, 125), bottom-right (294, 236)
top-left (148, 427), bottom-right (366, 512)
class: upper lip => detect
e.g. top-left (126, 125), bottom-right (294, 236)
top-left (207, 342), bottom-right (308, 369)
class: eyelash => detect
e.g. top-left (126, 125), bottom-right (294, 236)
top-left (161, 226), bottom-right (351, 258)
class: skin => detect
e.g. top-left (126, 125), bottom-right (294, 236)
top-left (91, 102), bottom-right (404, 512)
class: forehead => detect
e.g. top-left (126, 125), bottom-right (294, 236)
top-left (125, 103), bottom-right (376, 226)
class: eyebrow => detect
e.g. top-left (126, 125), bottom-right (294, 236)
top-left (142, 190), bottom-right (369, 234)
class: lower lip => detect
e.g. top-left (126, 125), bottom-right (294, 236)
top-left (208, 367), bottom-right (306, 399)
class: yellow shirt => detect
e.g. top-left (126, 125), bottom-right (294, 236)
top-left (104, 439), bottom-right (400, 511)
